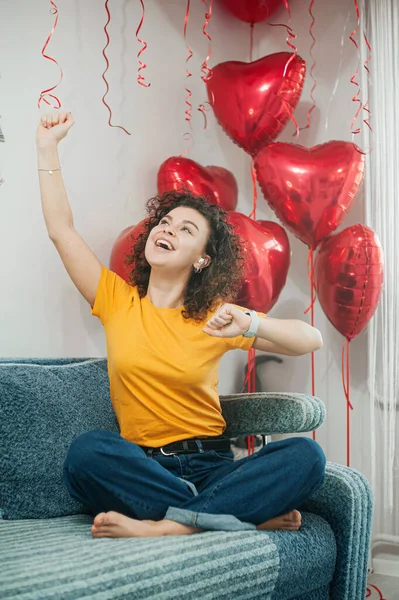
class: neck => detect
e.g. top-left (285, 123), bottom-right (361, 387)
top-left (146, 269), bottom-right (189, 308)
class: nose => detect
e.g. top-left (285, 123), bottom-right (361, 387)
top-left (162, 225), bottom-right (175, 237)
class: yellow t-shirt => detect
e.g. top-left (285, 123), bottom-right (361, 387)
top-left (92, 266), bottom-right (264, 447)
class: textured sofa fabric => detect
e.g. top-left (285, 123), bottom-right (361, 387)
top-left (0, 358), bottom-right (117, 519)
top-left (0, 358), bottom-right (372, 600)
top-left (0, 358), bottom-right (326, 521)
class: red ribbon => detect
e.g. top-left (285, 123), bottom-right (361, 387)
top-left (267, 0), bottom-right (299, 137)
top-left (248, 160), bottom-right (258, 221)
top-left (38, 1), bottom-right (63, 110)
top-left (245, 349), bottom-right (257, 456)
top-left (348, 0), bottom-right (373, 153)
top-left (136, 0), bottom-right (151, 88)
top-left (248, 158), bottom-right (258, 453)
top-left (366, 584), bottom-right (386, 599)
top-left (200, 0), bottom-right (213, 83)
top-left (299, 0), bottom-right (317, 132)
top-left (249, 23), bottom-right (255, 62)
top-left (304, 249), bottom-right (317, 441)
top-left (183, 0), bottom-right (193, 144)
top-left (341, 340), bottom-right (354, 467)
top-left (101, 0), bottom-right (131, 135)
top-left (198, 0), bottom-right (214, 129)
top-left (362, 31), bottom-right (373, 153)
top-left (349, 0), bottom-right (363, 135)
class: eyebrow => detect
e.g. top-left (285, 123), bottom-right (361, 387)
top-left (164, 215), bottom-right (199, 232)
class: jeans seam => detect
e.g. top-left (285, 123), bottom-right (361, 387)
top-left (211, 450), bottom-right (235, 462)
top-left (174, 454), bottom-right (184, 478)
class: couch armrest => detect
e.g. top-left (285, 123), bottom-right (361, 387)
top-left (301, 463), bottom-right (373, 600)
top-left (220, 392), bottom-right (326, 437)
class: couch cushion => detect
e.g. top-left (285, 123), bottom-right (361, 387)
top-left (0, 514), bottom-right (281, 600)
top-left (0, 358), bottom-right (118, 520)
top-left (0, 513), bottom-right (336, 600)
top-left (269, 513), bottom-right (336, 599)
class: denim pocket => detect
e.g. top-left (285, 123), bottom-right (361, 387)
top-left (210, 450), bottom-right (235, 461)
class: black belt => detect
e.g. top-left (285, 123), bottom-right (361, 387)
top-left (140, 435), bottom-right (231, 457)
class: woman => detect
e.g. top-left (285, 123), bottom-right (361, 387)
top-left (37, 111), bottom-right (325, 539)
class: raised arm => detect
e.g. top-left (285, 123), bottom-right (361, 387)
top-left (36, 112), bottom-right (102, 307)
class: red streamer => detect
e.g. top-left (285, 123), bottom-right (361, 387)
top-left (304, 249), bottom-right (317, 441)
top-left (249, 22), bottom-right (255, 62)
top-left (304, 249), bottom-right (317, 318)
top-left (362, 33), bottom-right (371, 130)
top-left (38, 1), bottom-right (63, 110)
top-left (267, 0), bottom-right (299, 137)
top-left (361, 31), bottom-right (373, 154)
top-left (366, 584), bottom-right (386, 599)
top-left (349, 0), bottom-right (362, 135)
top-left (136, 0), bottom-right (151, 88)
top-left (248, 160), bottom-right (258, 221)
top-left (101, 0), bottom-right (131, 135)
top-left (243, 349), bottom-right (256, 391)
top-left (200, 0), bottom-right (213, 83)
top-left (183, 0), bottom-right (193, 143)
top-left (245, 349), bottom-right (257, 456)
top-left (299, 0), bottom-right (317, 132)
top-left (198, 0), bottom-right (213, 129)
top-left (281, 0), bottom-right (297, 56)
top-left (349, 10), bottom-right (372, 154)
top-left (342, 340), bottom-right (353, 467)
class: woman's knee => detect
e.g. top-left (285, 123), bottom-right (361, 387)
top-left (292, 437), bottom-right (326, 481)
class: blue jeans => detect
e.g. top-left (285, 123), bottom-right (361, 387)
top-left (63, 430), bottom-right (326, 531)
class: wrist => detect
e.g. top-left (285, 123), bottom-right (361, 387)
top-left (242, 310), bottom-right (261, 338)
top-left (37, 143), bottom-right (60, 171)
top-left (37, 140), bottom-right (59, 153)
top-left (241, 314), bottom-right (251, 335)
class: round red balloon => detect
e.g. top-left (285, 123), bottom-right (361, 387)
top-left (207, 53), bottom-right (306, 157)
top-left (315, 225), bottom-right (383, 341)
top-left (109, 219), bottom-right (147, 282)
top-left (255, 141), bottom-right (365, 249)
top-left (220, 0), bottom-right (283, 23)
top-left (228, 212), bottom-right (290, 313)
top-left (157, 157), bottom-right (238, 211)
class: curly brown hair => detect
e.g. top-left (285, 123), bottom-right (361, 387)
top-left (125, 192), bottom-right (245, 321)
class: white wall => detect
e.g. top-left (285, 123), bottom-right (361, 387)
top-left (0, 0), bottom-right (370, 472)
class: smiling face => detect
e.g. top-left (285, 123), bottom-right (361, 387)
top-left (145, 206), bottom-right (211, 273)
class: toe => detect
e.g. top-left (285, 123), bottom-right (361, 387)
top-left (106, 511), bottom-right (122, 525)
top-left (93, 512), bottom-right (107, 527)
top-left (287, 510), bottom-right (301, 523)
top-left (294, 510), bottom-right (302, 524)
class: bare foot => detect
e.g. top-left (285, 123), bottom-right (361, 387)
top-left (256, 510), bottom-right (302, 531)
top-left (91, 511), bottom-right (203, 538)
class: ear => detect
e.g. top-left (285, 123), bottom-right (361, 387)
top-left (194, 256), bottom-right (211, 271)
top-left (200, 255), bottom-right (211, 269)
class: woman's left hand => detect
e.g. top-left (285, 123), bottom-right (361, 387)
top-left (203, 304), bottom-right (251, 338)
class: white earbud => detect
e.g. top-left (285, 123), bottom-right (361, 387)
top-left (199, 258), bottom-right (205, 265)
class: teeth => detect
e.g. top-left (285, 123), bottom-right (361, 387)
top-left (156, 239), bottom-right (172, 250)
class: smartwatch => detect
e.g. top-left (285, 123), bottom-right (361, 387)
top-left (243, 310), bottom-right (260, 338)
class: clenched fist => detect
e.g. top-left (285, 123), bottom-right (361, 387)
top-left (36, 111), bottom-right (74, 146)
top-left (203, 304), bottom-right (251, 338)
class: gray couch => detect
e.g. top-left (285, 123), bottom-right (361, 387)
top-left (0, 358), bottom-right (372, 600)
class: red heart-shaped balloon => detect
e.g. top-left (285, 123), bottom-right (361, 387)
top-left (207, 53), bottom-right (306, 156)
top-left (220, 0), bottom-right (283, 23)
top-left (109, 220), bottom-right (147, 282)
top-left (315, 225), bottom-right (383, 341)
top-left (255, 141), bottom-right (365, 249)
top-left (157, 157), bottom-right (238, 211)
top-left (228, 212), bottom-right (290, 313)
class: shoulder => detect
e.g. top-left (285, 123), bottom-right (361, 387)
top-left (97, 266), bottom-right (139, 305)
